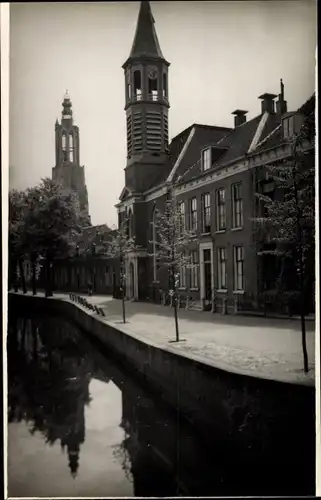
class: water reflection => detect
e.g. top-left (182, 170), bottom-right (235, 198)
top-left (7, 310), bottom-right (314, 497)
top-left (8, 316), bottom-right (91, 479)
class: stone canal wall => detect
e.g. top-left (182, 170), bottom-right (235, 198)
top-left (9, 293), bottom-right (315, 493)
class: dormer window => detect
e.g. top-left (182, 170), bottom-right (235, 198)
top-left (282, 113), bottom-right (304, 139)
top-left (201, 148), bottom-right (211, 171)
top-left (283, 115), bottom-right (294, 139)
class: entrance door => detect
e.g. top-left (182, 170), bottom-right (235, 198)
top-left (203, 249), bottom-right (212, 302)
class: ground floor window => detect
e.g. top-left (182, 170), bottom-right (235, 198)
top-left (190, 250), bottom-right (199, 288)
top-left (233, 246), bottom-right (244, 291)
top-left (179, 262), bottom-right (186, 288)
top-left (217, 248), bottom-right (227, 290)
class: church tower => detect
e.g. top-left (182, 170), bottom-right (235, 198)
top-left (123, 1), bottom-right (170, 193)
top-left (52, 92), bottom-right (91, 224)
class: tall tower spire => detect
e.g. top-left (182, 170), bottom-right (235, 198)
top-left (52, 93), bottom-right (91, 225)
top-left (122, 1), bottom-right (170, 193)
top-left (128, 1), bottom-right (164, 61)
top-left (62, 90), bottom-right (73, 120)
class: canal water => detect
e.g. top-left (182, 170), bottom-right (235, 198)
top-left (7, 309), bottom-right (315, 497)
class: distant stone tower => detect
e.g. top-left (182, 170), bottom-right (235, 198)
top-left (122, 0), bottom-right (170, 193)
top-left (52, 91), bottom-right (91, 225)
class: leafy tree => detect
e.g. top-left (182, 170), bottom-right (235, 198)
top-left (8, 189), bottom-right (29, 293)
top-left (254, 101), bottom-right (315, 372)
top-left (149, 192), bottom-right (196, 342)
top-left (106, 217), bottom-right (138, 323)
top-left (23, 178), bottom-right (83, 297)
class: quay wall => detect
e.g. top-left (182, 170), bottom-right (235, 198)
top-left (9, 293), bottom-right (315, 495)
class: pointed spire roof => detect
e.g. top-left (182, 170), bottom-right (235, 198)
top-left (125, 1), bottom-right (168, 65)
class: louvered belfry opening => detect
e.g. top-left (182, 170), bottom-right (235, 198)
top-left (123, 1), bottom-right (171, 190)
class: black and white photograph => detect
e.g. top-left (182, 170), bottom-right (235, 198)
top-left (2, 0), bottom-right (318, 497)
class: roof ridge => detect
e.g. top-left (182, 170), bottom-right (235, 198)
top-left (192, 123), bottom-right (232, 131)
top-left (247, 112), bottom-right (270, 153)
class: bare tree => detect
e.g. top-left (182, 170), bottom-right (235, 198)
top-left (254, 103), bottom-right (315, 373)
top-left (106, 217), bottom-right (139, 323)
top-left (150, 191), bottom-right (196, 342)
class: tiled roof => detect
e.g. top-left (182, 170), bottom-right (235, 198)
top-left (118, 94), bottom-right (314, 198)
top-left (253, 93), bottom-right (315, 154)
top-left (253, 126), bottom-right (283, 154)
top-left (214, 114), bottom-right (263, 166)
top-left (172, 125), bottom-right (231, 183)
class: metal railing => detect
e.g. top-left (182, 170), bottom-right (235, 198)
top-left (69, 293), bottom-right (105, 316)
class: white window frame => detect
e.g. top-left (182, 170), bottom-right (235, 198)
top-left (232, 183), bottom-right (243, 229)
top-left (202, 148), bottom-right (211, 171)
top-left (179, 261), bottom-right (186, 288)
top-left (217, 248), bottom-right (227, 290)
top-left (190, 250), bottom-right (199, 288)
top-left (178, 200), bottom-right (185, 232)
top-left (202, 192), bottom-right (211, 233)
top-left (216, 188), bottom-right (226, 231)
top-left (233, 246), bottom-right (244, 291)
top-left (190, 197), bottom-right (197, 231)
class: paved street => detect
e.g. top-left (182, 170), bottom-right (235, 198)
top-left (17, 291), bottom-right (315, 385)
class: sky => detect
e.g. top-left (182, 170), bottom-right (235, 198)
top-left (9, 1), bottom-right (316, 227)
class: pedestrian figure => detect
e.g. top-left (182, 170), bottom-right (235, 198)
top-left (87, 280), bottom-right (93, 296)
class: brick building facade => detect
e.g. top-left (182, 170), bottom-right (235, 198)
top-left (53, 1), bottom-right (314, 313)
top-left (116, 1), bottom-right (314, 313)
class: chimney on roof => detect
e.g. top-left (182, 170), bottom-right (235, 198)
top-left (258, 93), bottom-right (277, 114)
top-left (276, 78), bottom-right (288, 115)
top-left (232, 109), bottom-right (248, 128)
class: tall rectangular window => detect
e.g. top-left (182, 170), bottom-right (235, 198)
top-left (232, 183), bottom-right (243, 228)
top-left (190, 197), bottom-right (197, 231)
top-left (62, 133), bottom-right (68, 162)
top-left (216, 188), bottom-right (226, 231)
top-left (202, 193), bottom-right (211, 233)
top-left (202, 148), bottom-right (211, 171)
top-left (217, 248), bottom-right (227, 290)
top-left (133, 70), bottom-right (142, 101)
top-left (178, 200), bottom-right (185, 233)
top-left (69, 133), bottom-right (74, 162)
top-left (179, 261), bottom-right (186, 288)
top-left (190, 250), bottom-right (199, 288)
top-left (233, 246), bottom-right (244, 291)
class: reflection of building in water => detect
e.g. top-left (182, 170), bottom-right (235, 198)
top-left (119, 385), bottom-right (184, 496)
top-left (60, 383), bottom-right (86, 479)
top-left (8, 314), bottom-right (92, 478)
top-left (119, 379), bottom-right (231, 497)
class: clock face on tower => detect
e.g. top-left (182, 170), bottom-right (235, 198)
top-left (148, 69), bottom-right (157, 80)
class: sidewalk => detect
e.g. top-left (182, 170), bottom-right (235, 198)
top-left (11, 291), bottom-right (316, 386)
